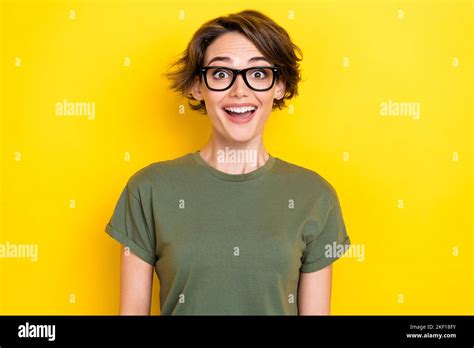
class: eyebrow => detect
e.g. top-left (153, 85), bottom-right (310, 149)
top-left (206, 56), bottom-right (271, 65)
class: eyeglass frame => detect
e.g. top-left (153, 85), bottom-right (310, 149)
top-left (199, 65), bottom-right (280, 92)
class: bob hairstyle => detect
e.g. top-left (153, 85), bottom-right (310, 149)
top-left (163, 9), bottom-right (303, 114)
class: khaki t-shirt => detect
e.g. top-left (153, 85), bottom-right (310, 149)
top-left (105, 151), bottom-right (351, 315)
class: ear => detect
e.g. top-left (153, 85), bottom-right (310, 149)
top-left (190, 76), bottom-right (204, 101)
top-left (273, 78), bottom-right (286, 101)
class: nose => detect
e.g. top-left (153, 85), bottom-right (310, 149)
top-left (229, 73), bottom-right (250, 97)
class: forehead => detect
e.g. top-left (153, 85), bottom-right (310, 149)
top-left (204, 32), bottom-right (269, 66)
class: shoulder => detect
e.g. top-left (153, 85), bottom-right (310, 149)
top-left (126, 153), bottom-right (192, 196)
top-left (274, 157), bottom-right (339, 203)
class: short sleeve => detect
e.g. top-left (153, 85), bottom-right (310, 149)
top-left (105, 182), bottom-right (157, 266)
top-left (300, 192), bottom-right (351, 273)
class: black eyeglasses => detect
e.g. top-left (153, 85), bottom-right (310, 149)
top-left (200, 66), bottom-right (280, 91)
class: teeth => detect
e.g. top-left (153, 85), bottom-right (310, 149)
top-left (224, 106), bottom-right (256, 113)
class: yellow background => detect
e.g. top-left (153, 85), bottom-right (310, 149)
top-left (0, 0), bottom-right (472, 314)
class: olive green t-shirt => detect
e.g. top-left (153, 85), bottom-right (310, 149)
top-left (105, 151), bottom-right (351, 315)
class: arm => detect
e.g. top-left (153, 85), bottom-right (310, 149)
top-left (119, 245), bottom-right (154, 315)
top-left (297, 263), bottom-right (333, 315)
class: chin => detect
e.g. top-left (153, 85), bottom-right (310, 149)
top-left (226, 131), bottom-right (256, 143)
top-left (222, 126), bottom-right (258, 143)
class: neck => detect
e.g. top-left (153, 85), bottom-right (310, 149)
top-left (198, 133), bottom-right (270, 175)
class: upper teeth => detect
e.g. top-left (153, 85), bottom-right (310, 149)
top-left (224, 106), bottom-right (256, 113)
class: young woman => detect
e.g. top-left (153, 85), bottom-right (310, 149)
top-left (105, 9), bottom-right (351, 315)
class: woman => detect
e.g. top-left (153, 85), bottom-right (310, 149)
top-left (105, 9), bottom-right (351, 315)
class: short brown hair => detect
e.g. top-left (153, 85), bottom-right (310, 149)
top-left (163, 10), bottom-right (303, 114)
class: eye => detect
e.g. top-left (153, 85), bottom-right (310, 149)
top-left (212, 69), bottom-right (231, 80)
top-left (249, 69), bottom-right (267, 79)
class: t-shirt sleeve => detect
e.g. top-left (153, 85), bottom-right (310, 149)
top-left (300, 191), bottom-right (351, 273)
top-left (105, 181), bottom-right (157, 266)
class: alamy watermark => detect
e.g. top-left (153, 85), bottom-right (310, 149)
top-left (324, 241), bottom-right (365, 262)
top-left (380, 99), bottom-right (420, 120)
top-left (216, 147), bottom-right (257, 167)
top-left (55, 99), bottom-right (95, 120)
top-left (0, 241), bottom-right (38, 262)
top-left (18, 322), bottom-right (55, 341)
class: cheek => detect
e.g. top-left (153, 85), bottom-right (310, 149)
top-left (259, 94), bottom-right (276, 110)
top-left (202, 91), bottom-right (223, 108)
